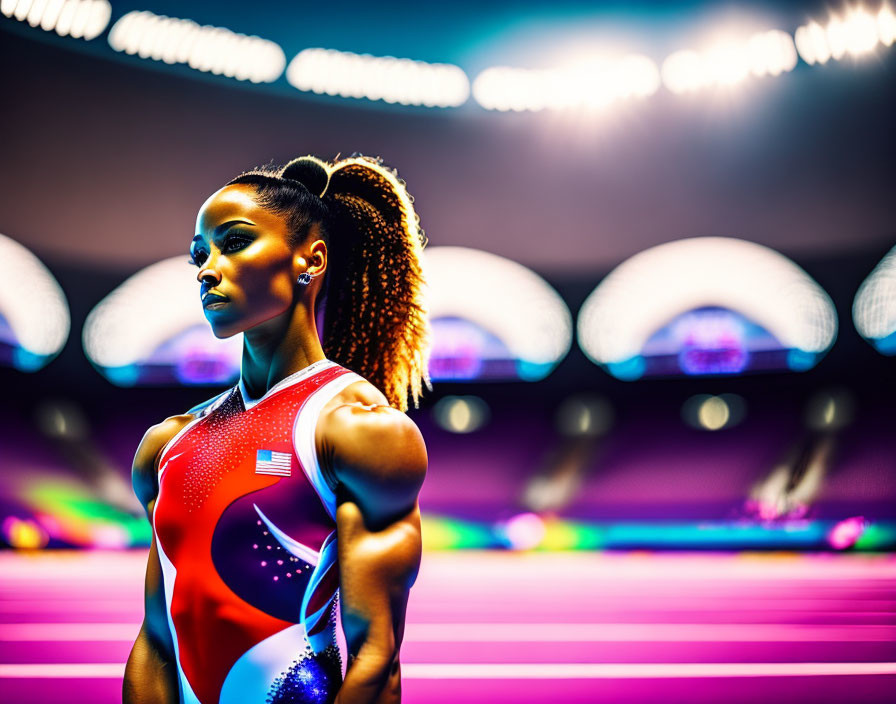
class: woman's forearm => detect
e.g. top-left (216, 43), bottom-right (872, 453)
top-left (335, 641), bottom-right (401, 704)
top-left (123, 625), bottom-right (179, 704)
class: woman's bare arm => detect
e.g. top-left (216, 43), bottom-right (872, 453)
top-left (123, 541), bottom-right (179, 703)
top-left (123, 417), bottom-right (192, 704)
top-left (323, 403), bottom-right (427, 704)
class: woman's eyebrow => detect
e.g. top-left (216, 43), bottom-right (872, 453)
top-left (192, 219), bottom-right (257, 243)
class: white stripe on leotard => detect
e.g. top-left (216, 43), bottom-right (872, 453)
top-left (252, 503), bottom-right (320, 566)
top-left (292, 369), bottom-right (364, 521)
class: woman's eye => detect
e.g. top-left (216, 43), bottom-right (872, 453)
top-left (224, 235), bottom-right (253, 252)
top-left (187, 235), bottom-right (251, 266)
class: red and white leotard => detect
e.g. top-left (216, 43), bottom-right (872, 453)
top-left (152, 358), bottom-right (364, 704)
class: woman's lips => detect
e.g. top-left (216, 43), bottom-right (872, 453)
top-left (202, 293), bottom-right (229, 309)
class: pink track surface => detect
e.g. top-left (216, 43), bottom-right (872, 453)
top-left (1, 550), bottom-right (895, 703)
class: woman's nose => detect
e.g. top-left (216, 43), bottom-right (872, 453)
top-left (197, 266), bottom-right (221, 285)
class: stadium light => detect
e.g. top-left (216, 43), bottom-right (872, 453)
top-left (0, 233), bottom-right (71, 371)
top-left (1, 0), bottom-right (110, 40)
top-left (795, 5), bottom-right (894, 65)
top-left (472, 54), bottom-right (659, 112)
top-left (853, 244), bottom-right (896, 354)
top-left (577, 237), bottom-right (838, 378)
top-left (83, 255), bottom-right (242, 385)
top-left (432, 395), bottom-right (491, 434)
top-left (880, 5), bottom-right (896, 45)
top-left (423, 246), bottom-right (573, 379)
top-left (286, 48), bottom-right (470, 108)
top-left (107, 10), bottom-right (285, 83)
top-left (661, 29), bottom-right (797, 94)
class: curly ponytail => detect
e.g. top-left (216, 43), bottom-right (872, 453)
top-left (225, 154), bottom-right (431, 412)
top-left (319, 156), bottom-right (431, 412)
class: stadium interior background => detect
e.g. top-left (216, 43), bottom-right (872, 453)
top-left (1, 2), bottom-right (894, 702)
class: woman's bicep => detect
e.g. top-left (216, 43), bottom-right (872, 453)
top-left (329, 407), bottom-right (427, 530)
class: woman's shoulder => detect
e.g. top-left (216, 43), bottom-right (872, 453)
top-left (321, 369), bottom-right (407, 430)
top-left (332, 370), bottom-right (389, 406)
top-left (318, 374), bottom-right (426, 477)
top-left (131, 387), bottom-right (235, 508)
top-left (142, 386), bottom-right (232, 461)
top-left (132, 415), bottom-right (191, 509)
top-left (316, 372), bottom-right (427, 528)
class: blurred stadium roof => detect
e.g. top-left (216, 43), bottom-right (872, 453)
top-left (1, 0), bottom-right (894, 275)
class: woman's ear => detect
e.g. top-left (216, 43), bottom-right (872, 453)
top-left (293, 221), bottom-right (328, 279)
top-left (307, 236), bottom-right (328, 278)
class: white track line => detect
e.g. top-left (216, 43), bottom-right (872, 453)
top-left (2, 662), bottom-right (896, 679)
top-left (2, 622), bottom-right (895, 642)
top-left (401, 663), bottom-right (896, 679)
top-left (0, 664), bottom-right (125, 678)
top-left (404, 623), bottom-right (896, 642)
top-left (0, 624), bottom-right (139, 641)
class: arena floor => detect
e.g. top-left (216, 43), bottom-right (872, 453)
top-left (1, 550), bottom-right (894, 703)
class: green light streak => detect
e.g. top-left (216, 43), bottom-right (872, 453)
top-left (24, 481), bottom-right (149, 546)
top-left (421, 515), bottom-right (496, 549)
top-left (854, 522), bottom-right (896, 550)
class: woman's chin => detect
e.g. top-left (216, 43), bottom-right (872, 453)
top-left (207, 322), bottom-right (243, 339)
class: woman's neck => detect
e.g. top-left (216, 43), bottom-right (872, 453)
top-left (239, 302), bottom-right (326, 401)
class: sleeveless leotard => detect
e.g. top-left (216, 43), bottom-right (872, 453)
top-left (152, 358), bottom-right (364, 704)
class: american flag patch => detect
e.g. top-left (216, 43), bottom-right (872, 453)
top-left (255, 449), bottom-right (292, 476)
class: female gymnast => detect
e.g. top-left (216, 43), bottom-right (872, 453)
top-left (123, 154), bottom-right (431, 704)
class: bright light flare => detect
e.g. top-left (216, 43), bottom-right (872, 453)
top-left (1, 0), bottom-right (110, 40)
top-left (828, 9), bottom-right (880, 58)
top-left (108, 11), bottom-right (285, 83)
top-left (794, 22), bottom-right (832, 65)
top-left (682, 393), bottom-right (746, 431)
top-left (662, 29), bottom-right (797, 94)
top-left (699, 396), bottom-right (730, 430)
top-left (498, 513), bottom-right (546, 551)
top-left (880, 6), bottom-right (896, 46)
top-left (796, 6), bottom-right (893, 65)
top-left (473, 54), bottom-right (659, 112)
top-left (432, 395), bottom-right (490, 434)
top-left (747, 29), bottom-right (799, 76)
top-left (286, 48), bottom-right (469, 108)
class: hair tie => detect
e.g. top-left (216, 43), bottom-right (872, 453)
top-left (281, 156), bottom-right (330, 198)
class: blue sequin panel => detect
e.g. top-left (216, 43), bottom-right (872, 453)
top-left (267, 644), bottom-right (342, 704)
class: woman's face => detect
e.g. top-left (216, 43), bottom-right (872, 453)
top-left (191, 183), bottom-right (314, 338)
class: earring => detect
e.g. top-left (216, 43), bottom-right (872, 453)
top-left (296, 272), bottom-right (313, 285)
